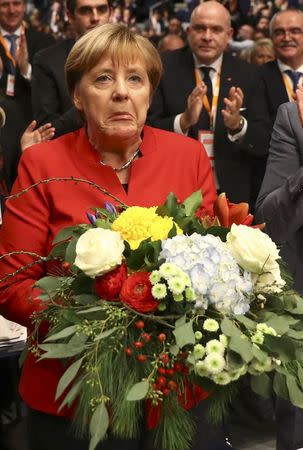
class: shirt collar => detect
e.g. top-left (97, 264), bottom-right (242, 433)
top-left (193, 53), bottom-right (223, 73)
top-left (0, 25), bottom-right (22, 38)
top-left (278, 59), bottom-right (303, 74)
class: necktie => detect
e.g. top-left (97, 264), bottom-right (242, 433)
top-left (199, 66), bottom-right (213, 131)
top-left (6, 34), bottom-right (18, 59)
top-left (285, 69), bottom-right (302, 91)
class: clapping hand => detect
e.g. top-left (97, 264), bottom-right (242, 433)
top-left (180, 83), bottom-right (207, 133)
top-left (16, 33), bottom-right (29, 77)
top-left (222, 86), bottom-right (244, 131)
top-left (21, 120), bottom-right (55, 152)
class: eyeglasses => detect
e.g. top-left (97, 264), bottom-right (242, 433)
top-left (273, 27), bottom-right (303, 38)
top-left (76, 4), bottom-right (109, 16)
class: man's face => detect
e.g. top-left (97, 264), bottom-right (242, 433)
top-left (272, 11), bottom-right (303, 67)
top-left (68, 0), bottom-right (111, 36)
top-left (0, 0), bottom-right (25, 33)
top-left (168, 18), bottom-right (182, 35)
top-left (187, 4), bottom-right (233, 65)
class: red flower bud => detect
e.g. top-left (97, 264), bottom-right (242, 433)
top-left (133, 341), bottom-right (144, 349)
top-left (157, 333), bottom-right (167, 342)
top-left (162, 388), bottom-right (170, 396)
top-left (142, 332), bottom-right (151, 342)
top-left (137, 354), bottom-right (147, 362)
top-left (156, 376), bottom-right (167, 388)
top-left (167, 380), bottom-right (178, 391)
top-left (159, 354), bottom-right (170, 365)
top-left (158, 367), bottom-right (166, 375)
top-left (135, 320), bottom-right (145, 329)
top-left (124, 347), bottom-right (133, 356)
top-left (166, 368), bottom-right (175, 377)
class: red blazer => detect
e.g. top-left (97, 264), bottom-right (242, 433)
top-left (0, 125), bottom-right (216, 416)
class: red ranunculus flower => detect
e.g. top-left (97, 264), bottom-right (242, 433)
top-left (95, 262), bottom-right (127, 301)
top-left (120, 272), bottom-right (158, 313)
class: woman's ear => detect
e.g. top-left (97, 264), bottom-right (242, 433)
top-left (73, 85), bottom-right (83, 111)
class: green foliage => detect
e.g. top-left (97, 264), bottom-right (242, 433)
top-left (250, 373), bottom-right (272, 398)
top-left (173, 320), bottom-right (195, 348)
top-left (89, 402), bottom-right (109, 450)
top-left (206, 383), bottom-right (239, 425)
top-left (126, 380), bottom-right (149, 401)
top-left (56, 357), bottom-right (84, 401)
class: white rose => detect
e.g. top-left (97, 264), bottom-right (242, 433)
top-left (226, 224), bottom-right (281, 274)
top-left (253, 267), bottom-right (285, 294)
top-left (74, 228), bottom-right (124, 278)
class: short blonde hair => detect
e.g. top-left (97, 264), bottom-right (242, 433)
top-left (65, 23), bottom-right (162, 98)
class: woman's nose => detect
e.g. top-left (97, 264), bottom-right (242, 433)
top-left (112, 79), bottom-right (129, 100)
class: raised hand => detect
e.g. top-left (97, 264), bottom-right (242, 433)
top-left (21, 120), bottom-right (55, 152)
top-left (180, 83), bottom-right (207, 133)
top-left (222, 86), bottom-right (244, 131)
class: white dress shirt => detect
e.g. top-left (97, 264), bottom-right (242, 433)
top-left (0, 24), bottom-right (31, 80)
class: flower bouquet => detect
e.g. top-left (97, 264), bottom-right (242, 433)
top-left (12, 189), bottom-right (303, 450)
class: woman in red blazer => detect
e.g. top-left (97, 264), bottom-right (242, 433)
top-left (0, 24), bottom-right (217, 450)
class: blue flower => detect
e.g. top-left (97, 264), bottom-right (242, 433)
top-left (104, 202), bottom-right (117, 215)
top-left (86, 210), bottom-right (97, 225)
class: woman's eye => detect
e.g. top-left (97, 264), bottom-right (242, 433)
top-left (129, 74), bottom-right (142, 83)
top-left (96, 74), bottom-right (111, 82)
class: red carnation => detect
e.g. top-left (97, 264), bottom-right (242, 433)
top-left (120, 272), bottom-right (158, 313)
top-left (95, 263), bottom-right (127, 300)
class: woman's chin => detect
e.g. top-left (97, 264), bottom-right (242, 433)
top-left (102, 123), bottom-right (142, 141)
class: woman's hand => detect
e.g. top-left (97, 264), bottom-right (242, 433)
top-left (296, 85), bottom-right (303, 127)
top-left (21, 120), bottom-right (55, 152)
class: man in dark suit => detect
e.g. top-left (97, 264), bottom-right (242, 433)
top-left (256, 96), bottom-right (303, 450)
top-left (243, 9), bottom-right (303, 207)
top-left (0, 0), bottom-right (54, 189)
top-left (32, 0), bottom-right (111, 138)
top-left (147, 1), bottom-right (257, 205)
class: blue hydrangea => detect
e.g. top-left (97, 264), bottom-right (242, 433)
top-left (160, 233), bottom-right (253, 315)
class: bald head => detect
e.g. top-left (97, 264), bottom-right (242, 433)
top-left (187, 0), bottom-right (233, 64)
top-left (158, 34), bottom-right (185, 52)
top-left (190, 1), bottom-right (231, 29)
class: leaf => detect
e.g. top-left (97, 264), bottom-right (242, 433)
top-left (126, 380), bottom-right (149, 401)
top-left (182, 190), bottom-right (202, 216)
top-left (165, 192), bottom-right (179, 217)
top-left (229, 335), bottom-right (253, 363)
top-left (65, 237), bottom-right (78, 264)
top-left (44, 325), bottom-right (77, 342)
top-left (77, 306), bottom-right (103, 314)
top-left (235, 315), bottom-right (256, 330)
top-left (35, 276), bottom-right (64, 293)
top-left (266, 315), bottom-right (289, 335)
top-left (39, 333), bottom-right (87, 359)
top-left (73, 294), bottom-right (100, 305)
top-left (94, 328), bottom-right (117, 341)
top-left (72, 273), bottom-right (94, 295)
top-left (250, 373), bottom-right (272, 398)
top-left (168, 223), bottom-right (177, 238)
top-left (169, 344), bottom-right (179, 356)
top-left (226, 349), bottom-right (244, 370)
top-left (287, 329), bottom-right (303, 340)
top-left (58, 377), bottom-right (82, 412)
top-left (89, 403), bottom-right (109, 450)
top-left (95, 219), bottom-right (112, 230)
top-left (286, 375), bottom-right (303, 408)
top-left (175, 315), bottom-right (186, 328)
top-left (264, 335), bottom-right (296, 362)
top-left (273, 372), bottom-right (289, 401)
top-left (221, 317), bottom-right (241, 337)
top-left (52, 226), bottom-right (80, 244)
top-left (49, 241), bottom-right (68, 259)
top-left (55, 357), bottom-right (84, 401)
top-left (173, 321), bottom-right (195, 348)
top-left (252, 345), bottom-right (268, 363)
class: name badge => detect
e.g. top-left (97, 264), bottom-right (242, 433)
top-left (198, 130), bottom-right (219, 189)
top-left (6, 74), bottom-right (15, 97)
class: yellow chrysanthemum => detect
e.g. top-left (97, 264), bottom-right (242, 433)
top-left (112, 206), bottom-right (182, 249)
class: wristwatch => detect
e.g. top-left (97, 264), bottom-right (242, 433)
top-left (228, 116), bottom-right (245, 135)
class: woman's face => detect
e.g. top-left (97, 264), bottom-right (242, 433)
top-left (253, 46), bottom-right (275, 65)
top-left (74, 57), bottom-right (151, 141)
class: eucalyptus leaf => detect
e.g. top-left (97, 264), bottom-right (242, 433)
top-left (273, 372), bottom-right (289, 401)
top-left (44, 325), bottom-right (77, 342)
top-left (58, 377), bottom-right (82, 412)
top-left (77, 306), bottom-right (103, 314)
top-left (286, 375), bottom-right (303, 408)
top-left (250, 373), bottom-right (272, 398)
top-left (39, 333), bottom-right (87, 359)
top-left (52, 226), bottom-right (81, 244)
top-left (266, 315), bottom-right (289, 335)
top-left (55, 357), bottom-right (84, 401)
top-left (73, 294), bottom-right (100, 305)
top-left (127, 380), bottom-right (149, 401)
top-left (229, 335), bottom-right (253, 363)
top-left (65, 237), bottom-right (78, 264)
top-left (182, 190), bottom-right (202, 216)
top-left (173, 321), bottom-right (195, 348)
top-left (221, 318), bottom-right (241, 338)
top-left (169, 344), bottom-right (179, 356)
top-left (264, 335), bottom-right (296, 362)
top-left (35, 276), bottom-right (66, 294)
top-left (226, 349), bottom-right (244, 370)
top-left (235, 315), bottom-right (256, 330)
top-left (175, 315), bottom-right (186, 328)
top-left (94, 328), bottom-right (117, 341)
top-left (287, 329), bottom-right (303, 340)
top-left (89, 403), bottom-right (109, 450)
top-left (252, 345), bottom-right (268, 363)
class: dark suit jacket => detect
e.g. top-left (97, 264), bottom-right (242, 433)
top-left (32, 38), bottom-right (83, 138)
top-left (147, 47), bottom-right (257, 204)
top-left (0, 27), bottom-right (54, 188)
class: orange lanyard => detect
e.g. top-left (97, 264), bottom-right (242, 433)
top-left (195, 66), bottom-right (221, 129)
top-left (282, 73), bottom-right (296, 101)
top-left (0, 22), bottom-right (26, 67)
